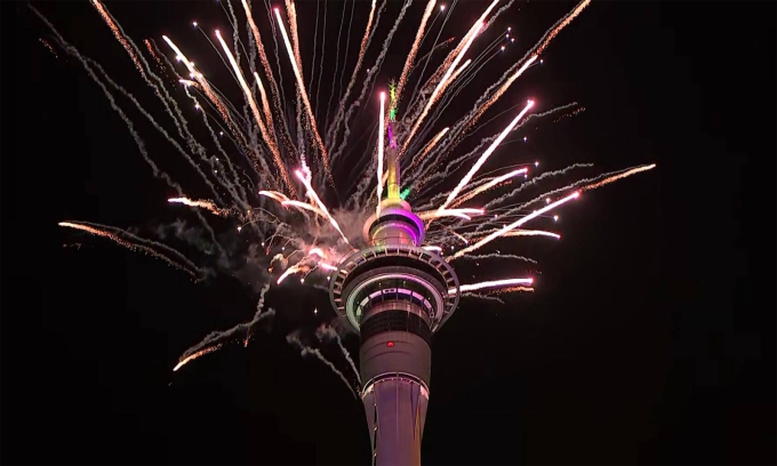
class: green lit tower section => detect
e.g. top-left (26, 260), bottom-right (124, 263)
top-left (329, 134), bottom-right (460, 465)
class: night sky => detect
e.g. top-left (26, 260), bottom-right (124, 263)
top-left (2, 1), bottom-right (775, 465)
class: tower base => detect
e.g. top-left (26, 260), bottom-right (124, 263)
top-left (362, 374), bottom-right (429, 466)
top-left (359, 328), bottom-right (431, 466)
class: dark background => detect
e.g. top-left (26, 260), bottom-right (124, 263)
top-left (2, 1), bottom-right (775, 464)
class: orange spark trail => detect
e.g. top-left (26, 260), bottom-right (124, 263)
top-left (408, 127), bottom-right (449, 171)
top-left (503, 229), bottom-right (561, 240)
top-left (59, 222), bottom-right (137, 249)
top-left (285, 0), bottom-right (304, 72)
top-left (277, 264), bottom-right (304, 284)
top-left (357, 0), bottom-right (378, 70)
top-left (535, 0), bottom-right (591, 55)
top-left (453, 191), bottom-right (580, 257)
top-left (168, 197), bottom-right (229, 217)
top-left (258, 191), bottom-right (324, 217)
top-left (281, 200), bottom-right (326, 217)
top-left (439, 100), bottom-right (535, 212)
top-left (464, 55), bottom-right (537, 132)
top-left (452, 277), bottom-right (534, 294)
top-left (175, 285), bottom-right (274, 370)
top-left (39, 38), bottom-right (58, 57)
top-left (393, 0), bottom-right (437, 111)
top-left (449, 229), bottom-right (469, 244)
top-left (274, 9), bottom-right (334, 184)
top-left (401, 20), bottom-right (484, 153)
top-left (58, 222), bottom-right (200, 277)
top-left (143, 40), bottom-right (163, 69)
top-left (494, 286), bottom-right (534, 294)
top-left (90, 0), bottom-right (146, 79)
top-left (452, 168), bottom-right (528, 207)
top-left (253, 72), bottom-right (274, 135)
top-left (377, 92), bottom-right (386, 214)
top-left (215, 30), bottom-right (295, 194)
top-left (241, 0), bottom-right (294, 154)
top-left (173, 344), bottom-right (223, 371)
top-left (402, 0), bottom-right (499, 152)
top-left (580, 164), bottom-right (656, 192)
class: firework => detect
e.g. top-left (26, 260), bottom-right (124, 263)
top-left (454, 277), bottom-right (534, 294)
top-left (168, 197), bottom-right (231, 217)
top-left (41, 0), bottom-right (653, 374)
top-left (437, 100), bottom-right (534, 213)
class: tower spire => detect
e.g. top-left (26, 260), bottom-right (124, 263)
top-left (386, 146), bottom-right (400, 201)
top-left (385, 121), bottom-right (401, 202)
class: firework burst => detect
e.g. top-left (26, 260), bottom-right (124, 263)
top-left (39, 0), bottom-right (654, 377)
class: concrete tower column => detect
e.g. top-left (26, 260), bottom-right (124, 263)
top-left (329, 154), bottom-right (459, 466)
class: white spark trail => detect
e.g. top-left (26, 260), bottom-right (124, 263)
top-left (452, 168), bottom-right (528, 207)
top-left (452, 277), bottom-right (534, 294)
top-left (316, 324), bottom-right (362, 386)
top-left (503, 229), bottom-right (561, 240)
top-left (410, 104), bottom-right (577, 196)
top-left (418, 208), bottom-right (484, 221)
top-left (287, 334), bottom-right (358, 398)
top-left (438, 100), bottom-right (534, 212)
top-left (274, 8), bottom-right (333, 184)
top-left (281, 200), bottom-right (326, 217)
top-left (277, 264), bottom-right (303, 284)
top-left (377, 92), bottom-right (386, 214)
top-left (294, 169), bottom-right (351, 245)
top-left (454, 191), bottom-right (580, 257)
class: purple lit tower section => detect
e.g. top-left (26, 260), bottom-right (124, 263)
top-left (329, 138), bottom-right (460, 465)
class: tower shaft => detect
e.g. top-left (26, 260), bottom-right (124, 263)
top-left (330, 149), bottom-right (459, 466)
top-left (360, 322), bottom-right (431, 465)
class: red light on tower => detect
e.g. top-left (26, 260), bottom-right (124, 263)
top-left (387, 341), bottom-right (394, 348)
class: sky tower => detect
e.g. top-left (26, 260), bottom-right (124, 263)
top-left (329, 142), bottom-right (460, 465)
